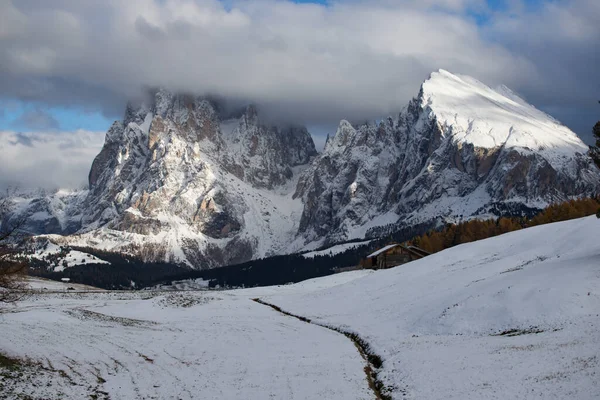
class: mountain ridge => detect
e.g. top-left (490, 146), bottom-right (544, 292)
top-left (4, 70), bottom-right (599, 269)
top-left (294, 69), bottom-right (599, 245)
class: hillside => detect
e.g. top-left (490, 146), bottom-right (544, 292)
top-left (1, 216), bottom-right (598, 399)
top-left (264, 216), bottom-right (600, 399)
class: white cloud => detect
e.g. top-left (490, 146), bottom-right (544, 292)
top-left (0, 130), bottom-right (105, 191)
top-left (0, 0), bottom-right (536, 125)
top-left (0, 0), bottom-right (598, 192)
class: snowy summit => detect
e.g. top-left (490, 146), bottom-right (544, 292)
top-left (423, 69), bottom-right (588, 166)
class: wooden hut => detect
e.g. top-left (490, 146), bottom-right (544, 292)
top-left (364, 244), bottom-right (430, 270)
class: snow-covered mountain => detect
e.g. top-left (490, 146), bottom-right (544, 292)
top-left (74, 92), bottom-right (316, 267)
top-left (294, 70), bottom-right (600, 245)
top-left (5, 91), bottom-right (317, 268)
top-left (3, 70), bottom-right (599, 268)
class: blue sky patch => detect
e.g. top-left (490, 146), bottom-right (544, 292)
top-left (0, 99), bottom-right (113, 132)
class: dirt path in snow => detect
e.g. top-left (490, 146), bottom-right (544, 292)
top-left (253, 298), bottom-right (392, 400)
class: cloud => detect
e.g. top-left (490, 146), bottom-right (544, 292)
top-left (0, 0), bottom-right (597, 143)
top-left (9, 132), bottom-right (34, 147)
top-left (0, 1), bottom-right (530, 121)
top-left (135, 16), bottom-right (168, 41)
top-left (0, 130), bottom-right (105, 190)
top-left (483, 0), bottom-right (600, 143)
top-left (12, 108), bottom-right (60, 130)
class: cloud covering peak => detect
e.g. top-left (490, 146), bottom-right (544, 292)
top-left (0, 0), bottom-right (599, 191)
top-left (3, 0), bottom-right (597, 129)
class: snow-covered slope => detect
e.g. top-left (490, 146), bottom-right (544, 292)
top-left (295, 70), bottom-right (600, 244)
top-left (301, 240), bottom-right (373, 258)
top-left (26, 240), bottom-right (110, 272)
top-left (2, 217), bottom-right (598, 399)
top-left (0, 289), bottom-right (371, 400)
top-left (25, 277), bottom-right (105, 291)
top-left (265, 216), bottom-right (600, 399)
top-left (424, 70), bottom-right (587, 165)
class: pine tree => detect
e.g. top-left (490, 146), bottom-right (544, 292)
top-left (590, 101), bottom-right (600, 169)
top-left (592, 104), bottom-right (600, 218)
top-left (592, 120), bottom-right (600, 169)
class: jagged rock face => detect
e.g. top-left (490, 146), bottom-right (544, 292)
top-left (0, 191), bottom-right (86, 237)
top-left (294, 119), bottom-right (400, 241)
top-left (295, 70), bottom-right (600, 243)
top-left (18, 90), bottom-right (316, 268)
top-left (221, 105), bottom-right (315, 188)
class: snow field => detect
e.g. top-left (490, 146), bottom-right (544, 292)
top-left (265, 216), bottom-right (600, 399)
top-left (1, 217), bottom-right (598, 399)
top-left (0, 291), bottom-right (371, 399)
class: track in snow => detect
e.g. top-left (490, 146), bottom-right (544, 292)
top-left (253, 297), bottom-right (391, 400)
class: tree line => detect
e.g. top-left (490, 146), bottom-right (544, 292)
top-left (410, 197), bottom-right (600, 254)
top-left (23, 196), bottom-right (600, 290)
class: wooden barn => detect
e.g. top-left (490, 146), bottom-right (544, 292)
top-left (363, 244), bottom-right (430, 270)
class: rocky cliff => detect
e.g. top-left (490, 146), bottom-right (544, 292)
top-left (5, 91), bottom-right (317, 268)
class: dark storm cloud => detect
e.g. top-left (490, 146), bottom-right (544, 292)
top-left (0, 0), bottom-right (531, 124)
top-left (483, 0), bottom-right (600, 144)
top-left (0, 0), bottom-right (597, 141)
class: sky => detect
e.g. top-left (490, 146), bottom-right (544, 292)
top-left (0, 0), bottom-right (599, 190)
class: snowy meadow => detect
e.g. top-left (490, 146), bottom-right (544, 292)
top-left (1, 216), bottom-right (599, 399)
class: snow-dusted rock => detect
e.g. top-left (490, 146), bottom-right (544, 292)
top-left (1, 190), bottom-right (86, 235)
top-left (294, 70), bottom-right (600, 243)
top-left (4, 70), bottom-right (599, 268)
top-left (6, 91), bottom-right (316, 268)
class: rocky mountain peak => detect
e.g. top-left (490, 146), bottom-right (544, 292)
top-left (66, 89), bottom-right (317, 266)
top-left (419, 70), bottom-right (589, 160)
top-left (6, 72), bottom-right (599, 270)
top-left (242, 104), bottom-right (259, 122)
top-left (294, 71), bottom-right (600, 244)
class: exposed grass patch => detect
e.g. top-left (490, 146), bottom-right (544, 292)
top-left (492, 327), bottom-right (545, 337)
top-left (156, 293), bottom-right (218, 308)
top-left (0, 353), bottom-right (21, 371)
top-left (138, 353), bottom-right (154, 364)
top-left (65, 308), bottom-right (159, 328)
top-left (252, 298), bottom-right (312, 323)
top-left (0, 353), bottom-right (102, 399)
